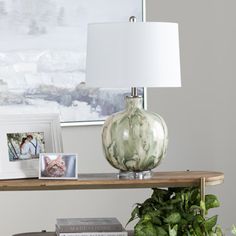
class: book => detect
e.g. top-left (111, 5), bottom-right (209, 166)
top-left (56, 218), bottom-right (123, 233)
top-left (56, 230), bottom-right (128, 236)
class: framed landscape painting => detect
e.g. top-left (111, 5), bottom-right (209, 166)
top-left (0, 0), bottom-right (145, 126)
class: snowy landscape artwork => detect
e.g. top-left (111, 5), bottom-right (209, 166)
top-left (0, 0), bottom-right (143, 125)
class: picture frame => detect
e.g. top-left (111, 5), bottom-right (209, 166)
top-left (0, 113), bottom-right (63, 179)
top-left (39, 153), bottom-right (78, 180)
top-left (0, 0), bottom-right (146, 126)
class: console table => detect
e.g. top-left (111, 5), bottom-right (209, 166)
top-left (2, 171), bottom-right (224, 236)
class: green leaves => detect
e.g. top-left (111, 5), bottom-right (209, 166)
top-left (232, 225), bottom-right (236, 235)
top-left (134, 222), bottom-right (157, 236)
top-left (164, 213), bottom-right (181, 224)
top-left (203, 215), bottom-right (218, 231)
top-left (126, 205), bottom-right (139, 227)
top-left (205, 194), bottom-right (220, 212)
top-left (127, 187), bottom-right (222, 236)
top-left (169, 225), bottom-right (178, 236)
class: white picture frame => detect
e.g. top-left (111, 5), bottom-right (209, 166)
top-left (39, 153), bottom-right (78, 180)
top-left (0, 113), bottom-right (63, 179)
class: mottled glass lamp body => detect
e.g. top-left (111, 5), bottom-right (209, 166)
top-left (102, 97), bottom-right (168, 177)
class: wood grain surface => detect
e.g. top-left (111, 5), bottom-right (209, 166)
top-left (0, 171), bottom-right (224, 191)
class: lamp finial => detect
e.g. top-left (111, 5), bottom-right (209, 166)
top-left (129, 16), bottom-right (137, 22)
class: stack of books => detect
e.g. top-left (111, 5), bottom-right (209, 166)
top-left (55, 218), bottom-right (128, 236)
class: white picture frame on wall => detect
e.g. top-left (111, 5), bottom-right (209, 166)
top-left (0, 113), bottom-right (63, 179)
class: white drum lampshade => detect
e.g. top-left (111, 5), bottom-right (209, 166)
top-left (86, 22), bottom-right (181, 88)
top-left (86, 21), bottom-right (181, 179)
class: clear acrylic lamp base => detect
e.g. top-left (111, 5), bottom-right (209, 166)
top-left (102, 96), bottom-right (168, 179)
top-left (119, 170), bottom-right (153, 180)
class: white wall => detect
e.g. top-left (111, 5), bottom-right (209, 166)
top-left (0, 0), bottom-right (235, 235)
top-left (147, 0), bottom-right (236, 231)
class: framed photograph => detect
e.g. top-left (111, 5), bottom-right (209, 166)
top-left (7, 132), bottom-right (45, 161)
top-left (0, 0), bottom-right (145, 126)
top-left (0, 113), bottom-right (63, 179)
top-left (39, 153), bottom-right (77, 179)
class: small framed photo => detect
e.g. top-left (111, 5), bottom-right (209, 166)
top-left (39, 153), bottom-right (77, 179)
top-left (7, 132), bottom-right (45, 161)
top-left (0, 113), bottom-right (63, 179)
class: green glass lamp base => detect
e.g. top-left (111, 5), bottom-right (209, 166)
top-left (102, 96), bottom-right (168, 178)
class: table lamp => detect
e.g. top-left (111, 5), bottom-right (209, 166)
top-left (86, 17), bottom-right (181, 179)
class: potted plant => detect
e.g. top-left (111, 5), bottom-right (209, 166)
top-left (127, 187), bottom-right (223, 235)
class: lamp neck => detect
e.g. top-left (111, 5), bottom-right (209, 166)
top-left (125, 96), bottom-right (143, 110)
top-left (131, 87), bottom-right (139, 97)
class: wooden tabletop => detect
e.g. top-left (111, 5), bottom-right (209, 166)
top-left (0, 171), bottom-right (224, 191)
